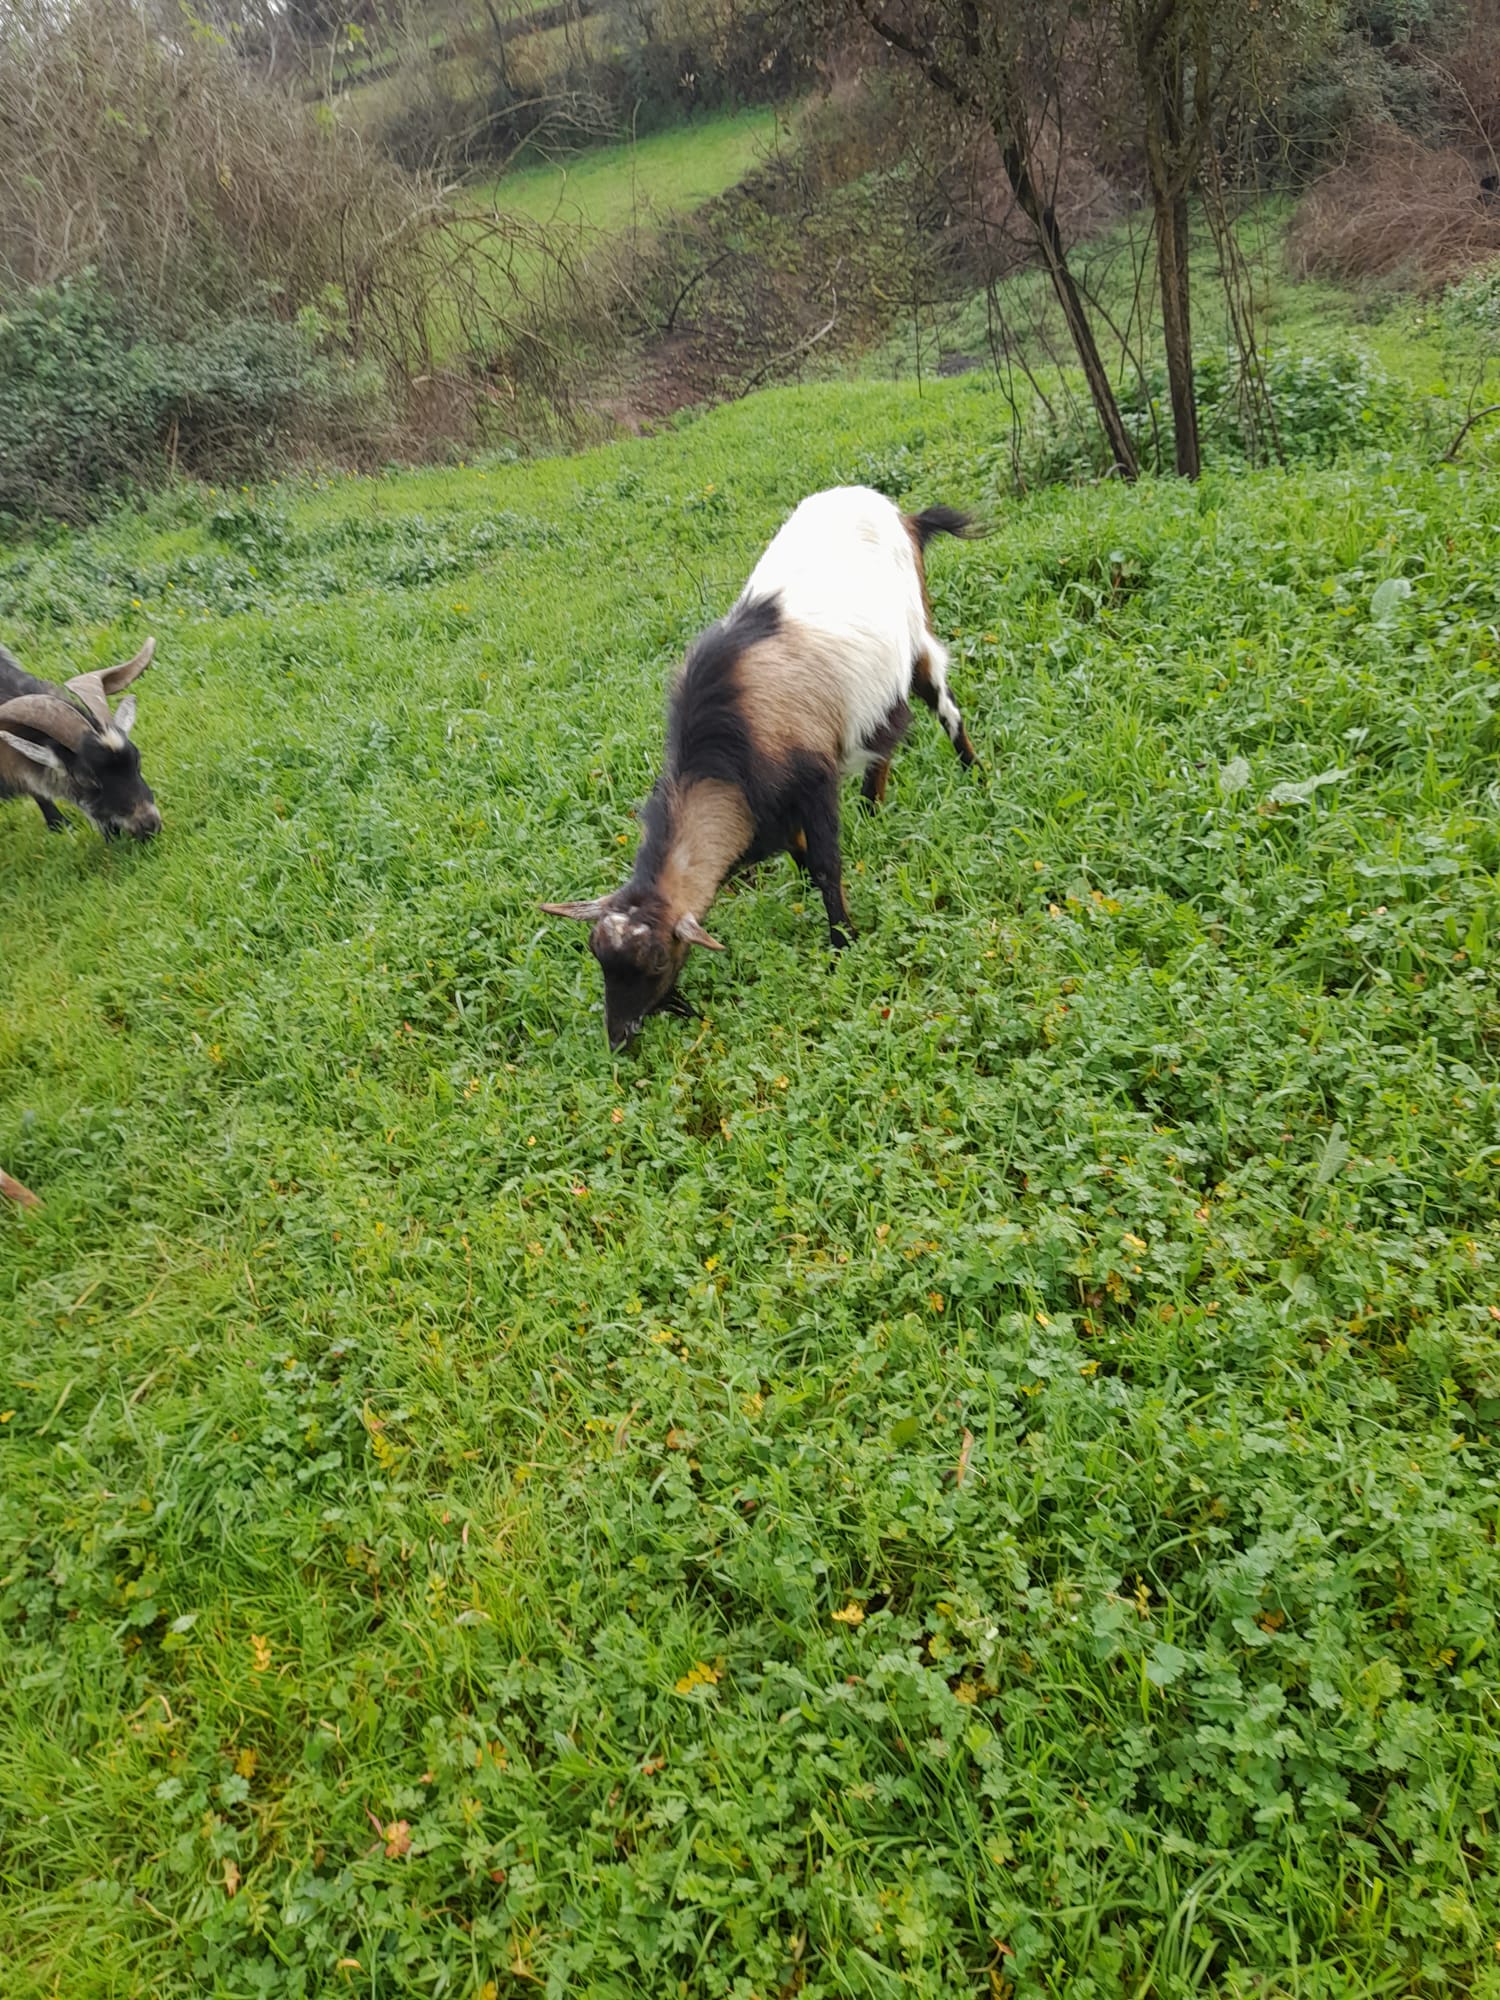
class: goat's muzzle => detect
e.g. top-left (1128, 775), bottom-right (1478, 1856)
top-left (121, 801), bottom-right (162, 841)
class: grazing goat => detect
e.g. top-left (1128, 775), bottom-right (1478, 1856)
top-left (0, 637), bottom-right (162, 841)
top-left (544, 484), bottom-right (978, 1049)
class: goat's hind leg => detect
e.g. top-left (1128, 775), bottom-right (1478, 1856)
top-left (859, 696), bottom-right (911, 813)
top-left (912, 638), bottom-right (977, 768)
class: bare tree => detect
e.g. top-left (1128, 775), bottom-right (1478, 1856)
top-left (1120, 0), bottom-right (1205, 474)
top-left (848, 0), bottom-right (1141, 480)
top-left (1102, 0), bottom-right (1337, 475)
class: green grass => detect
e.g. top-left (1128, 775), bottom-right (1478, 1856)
top-left (3, 350), bottom-right (1500, 1998)
top-left (474, 104), bottom-right (783, 239)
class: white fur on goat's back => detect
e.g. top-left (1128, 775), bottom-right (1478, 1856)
top-left (738, 485), bottom-right (932, 772)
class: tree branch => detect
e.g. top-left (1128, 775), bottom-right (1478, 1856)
top-left (852, 0), bottom-right (987, 119)
top-left (1442, 404), bottom-right (1500, 462)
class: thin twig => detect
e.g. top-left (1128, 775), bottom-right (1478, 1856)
top-left (1442, 403), bottom-right (1500, 461)
top-left (739, 314), bottom-right (837, 393)
top-left (955, 1428), bottom-right (975, 1488)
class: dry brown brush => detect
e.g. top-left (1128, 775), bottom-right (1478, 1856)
top-left (1290, 129), bottom-right (1500, 290)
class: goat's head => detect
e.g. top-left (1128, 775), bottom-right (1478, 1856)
top-left (541, 893), bottom-right (722, 1051)
top-left (0, 639), bottom-right (161, 840)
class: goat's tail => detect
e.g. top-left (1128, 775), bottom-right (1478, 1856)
top-left (908, 503), bottom-right (986, 549)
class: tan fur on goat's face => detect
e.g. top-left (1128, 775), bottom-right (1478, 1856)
top-left (582, 780), bottom-right (749, 1050)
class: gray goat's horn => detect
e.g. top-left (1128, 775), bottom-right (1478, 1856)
top-left (0, 692), bottom-right (100, 752)
top-left (66, 636), bottom-right (155, 729)
top-left (62, 675), bottom-right (112, 731)
top-left (100, 637), bottom-right (155, 695)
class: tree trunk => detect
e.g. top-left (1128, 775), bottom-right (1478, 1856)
top-left (997, 124), bottom-right (1140, 482)
top-left (851, 0), bottom-right (1139, 482)
top-left (1154, 182), bottom-right (1200, 477)
top-left (1138, 10), bottom-right (1201, 477)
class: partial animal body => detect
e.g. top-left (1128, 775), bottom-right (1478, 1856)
top-left (545, 485), bottom-right (978, 1048)
top-left (0, 638), bottom-right (161, 841)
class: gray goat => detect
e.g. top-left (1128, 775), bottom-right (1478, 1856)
top-left (0, 637), bottom-right (162, 841)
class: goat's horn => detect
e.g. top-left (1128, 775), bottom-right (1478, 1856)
top-left (63, 674), bottom-right (112, 730)
top-left (65, 637), bottom-right (155, 726)
top-left (675, 913), bottom-right (723, 951)
top-left (99, 637), bottom-right (155, 696)
top-left (0, 692), bottom-right (97, 752)
top-left (540, 898), bottom-right (611, 921)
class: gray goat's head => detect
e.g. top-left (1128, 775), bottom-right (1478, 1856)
top-left (0, 639), bottom-right (162, 840)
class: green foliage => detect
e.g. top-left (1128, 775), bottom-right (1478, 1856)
top-left (4, 357), bottom-right (1500, 1997)
top-left (0, 277), bottom-right (383, 523)
top-left (1012, 347), bottom-right (1426, 487)
top-left (1443, 259), bottom-right (1500, 340)
top-left (0, 277), bottom-right (173, 522)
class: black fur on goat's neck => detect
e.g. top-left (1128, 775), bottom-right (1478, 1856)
top-left (0, 648), bottom-right (56, 707)
top-left (630, 592), bottom-right (784, 889)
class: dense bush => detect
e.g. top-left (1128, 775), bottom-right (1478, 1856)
top-left (0, 0), bottom-right (434, 329)
top-left (0, 278), bottom-right (383, 522)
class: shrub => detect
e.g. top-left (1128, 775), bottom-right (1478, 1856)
top-left (1442, 256), bottom-right (1500, 337)
top-left (1203, 346), bottom-right (1418, 461)
top-left (0, 277), bottom-right (384, 522)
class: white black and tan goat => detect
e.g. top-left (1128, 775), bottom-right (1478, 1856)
top-left (544, 484), bottom-right (978, 1049)
top-left (0, 637), bottom-right (162, 841)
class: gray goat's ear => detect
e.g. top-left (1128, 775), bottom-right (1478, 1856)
top-left (675, 912), bottom-right (723, 951)
top-left (541, 897), bottom-right (611, 921)
top-left (0, 729), bottom-right (65, 771)
top-left (114, 694), bottom-right (137, 737)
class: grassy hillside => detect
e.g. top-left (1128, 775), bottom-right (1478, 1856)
top-left (3, 357), bottom-right (1500, 1998)
top-left (475, 106), bottom-right (783, 238)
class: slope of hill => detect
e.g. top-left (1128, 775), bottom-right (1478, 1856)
top-left (473, 105), bottom-right (783, 240)
top-left (3, 341), bottom-right (1500, 1997)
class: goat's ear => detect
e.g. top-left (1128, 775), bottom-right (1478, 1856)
top-left (541, 897), bottom-right (611, 921)
top-left (114, 694), bottom-right (138, 737)
top-left (675, 912), bottom-right (723, 951)
top-left (0, 729), bottom-right (65, 771)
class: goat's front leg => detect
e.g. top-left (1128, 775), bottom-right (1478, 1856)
top-left (796, 775), bottom-right (854, 950)
top-left (35, 798), bottom-right (70, 832)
